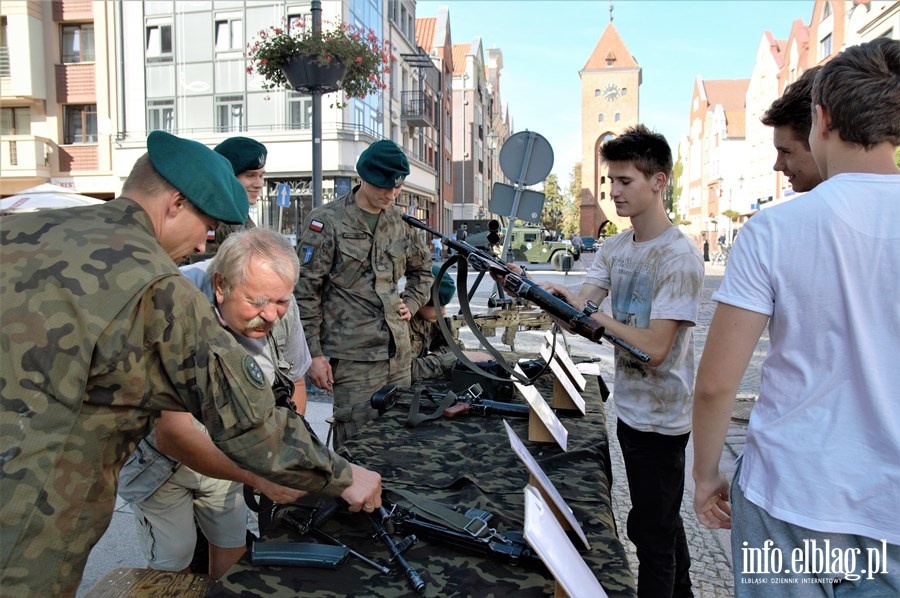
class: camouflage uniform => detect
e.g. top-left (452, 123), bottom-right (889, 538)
top-left (0, 199), bottom-right (352, 596)
top-left (295, 189), bottom-right (432, 447)
top-left (409, 316), bottom-right (457, 382)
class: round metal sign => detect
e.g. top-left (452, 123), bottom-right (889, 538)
top-left (498, 131), bottom-right (554, 186)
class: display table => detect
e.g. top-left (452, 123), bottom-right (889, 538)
top-left (210, 368), bottom-right (635, 597)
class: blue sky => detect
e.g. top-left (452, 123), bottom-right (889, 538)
top-left (416, 0), bottom-right (814, 183)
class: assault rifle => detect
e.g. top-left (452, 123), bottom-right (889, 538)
top-left (402, 214), bottom-right (650, 363)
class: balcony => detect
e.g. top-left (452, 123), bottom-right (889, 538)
top-left (55, 63), bottom-right (96, 104)
top-left (1, 135), bottom-right (52, 179)
top-left (400, 90), bottom-right (436, 129)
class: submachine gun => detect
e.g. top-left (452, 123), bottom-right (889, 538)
top-left (256, 490), bottom-right (547, 592)
top-left (402, 214), bottom-right (651, 378)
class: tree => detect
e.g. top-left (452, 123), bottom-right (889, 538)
top-left (560, 163), bottom-right (582, 237)
top-left (541, 173), bottom-right (563, 234)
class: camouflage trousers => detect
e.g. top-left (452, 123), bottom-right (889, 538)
top-left (330, 357), bottom-right (411, 449)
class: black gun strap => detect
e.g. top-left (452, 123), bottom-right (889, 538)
top-left (386, 488), bottom-right (493, 540)
top-left (405, 389), bottom-right (457, 428)
top-left (434, 257), bottom-right (531, 386)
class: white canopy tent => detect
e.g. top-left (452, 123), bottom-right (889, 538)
top-left (0, 183), bottom-right (105, 213)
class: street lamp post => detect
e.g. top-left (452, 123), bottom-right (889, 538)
top-left (311, 0), bottom-right (323, 208)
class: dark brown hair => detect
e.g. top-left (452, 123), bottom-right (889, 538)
top-left (600, 124), bottom-right (673, 179)
top-left (761, 66), bottom-right (821, 149)
top-left (812, 38), bottom-right (900, 148)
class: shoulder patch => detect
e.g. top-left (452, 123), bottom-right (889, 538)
top-left (309, 220), bottom-right (324, 233)
top-left (300, 245), bottom-right (315, 265)
top-left (243, 355), bottom-right (267, 389)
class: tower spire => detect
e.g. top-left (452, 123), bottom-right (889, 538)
top-left (609, 0), bottom-right (614, 23)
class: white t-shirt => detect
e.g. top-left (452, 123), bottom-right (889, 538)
top-left (585, 226), bottom-right (704, 434)
top-left (713, 173), bottom-right (900, 543)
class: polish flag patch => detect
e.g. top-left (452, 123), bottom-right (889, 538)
top-left (309, 220), bottom-right (324, 233)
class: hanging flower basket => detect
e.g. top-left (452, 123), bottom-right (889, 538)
top-left (247, 19), bottom-right (391, 108)
top-left (281, 54), bottom-right (347, 94)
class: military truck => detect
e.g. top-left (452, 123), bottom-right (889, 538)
top-left (465, 225), bottom-right (580, 271)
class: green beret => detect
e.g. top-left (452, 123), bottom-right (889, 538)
top-left (147, 131), bottom-right (248, 225)
top-left (428, 264), bottom-right (456, 306)
top-left (356, 140), bottom-right (410, 189)
top-left (214, 136), bottom-right (267, 175)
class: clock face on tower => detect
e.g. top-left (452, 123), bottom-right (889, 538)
top-left (603, 83), bottom-right (620, 102)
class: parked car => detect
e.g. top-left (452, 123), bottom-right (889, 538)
top-left (581, 236), bottom-right (599, 252)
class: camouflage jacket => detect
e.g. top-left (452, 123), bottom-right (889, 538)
top-left (409, 315), bottom-right (457, 382)
top-left (0, 199), bottom-right (352, 596)
top-left (294, 190), bottom-right (433, 360)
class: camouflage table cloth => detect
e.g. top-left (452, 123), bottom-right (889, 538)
top-left (210, 366), bottom-right (635, 597)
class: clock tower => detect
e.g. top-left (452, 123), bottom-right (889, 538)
top-left (579, 21), bottom-right (641, 237)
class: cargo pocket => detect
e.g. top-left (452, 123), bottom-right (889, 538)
top-left (117, 438), bottom-right (180, 505)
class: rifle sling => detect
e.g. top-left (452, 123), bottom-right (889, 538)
top-left (405, 389), bottom-right (457, 428)
top-left (386, 488), bottom-right (493, 540)
top-left (434, 257), bottom-right (531, 385)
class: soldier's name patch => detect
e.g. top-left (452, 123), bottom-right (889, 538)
top-left (243, 355), bottom-right (267, 389)
top-left (343, 233), bottom-right (368, 240)
top-left (300, 245), bottom-right (315, 265)
top-left (309, 220), bottom-right (325, 233)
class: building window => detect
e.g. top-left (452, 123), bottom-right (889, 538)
top-left (61, 23), bottom-right (95, 63)
top-left (595, 89), bottom-right (602, 97)
top-left (289, 93), bottom-right (312, 129)
top-left (146, 22), bottom-right (173, 61)
top-left (215, 95), bottom-right (244, 132)
top-left (147, 100), bottom-right (175, 132)
top-left (820, 34), bottom-right (832, 57)
top-left (621, 87), bottom-right (628, 96)
top-left (1, 106), bottom-right (31, 135)
top-left (288, 13), bottom-right (311, 30)
top-left (0, 17), bottom-right (9, 77)
top-left (822, 1), bottom-right (832, 19)
top-left (215, 17), bottom-right (243, 52)
top-left (615, 113), bottom-right (621, 122)
top-left (64, 105), bottom-right (98, 144)
top-left (598, 114), bottom-right (604, 122)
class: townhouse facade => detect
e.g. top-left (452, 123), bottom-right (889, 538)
top-left (2, 0), bottom-right (521, 240)
top-left (675, 0), bottom-right (898, 244)
top-left (1, 0), bottom-right (118, 197)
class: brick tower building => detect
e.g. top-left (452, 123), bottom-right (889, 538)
top-left (579, 21), bottom-right (641, 237)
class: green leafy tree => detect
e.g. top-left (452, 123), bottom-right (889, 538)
top-left (542, 174), bottom-right (563, 234)
top-left (561, 163), bottom-right (583, 238)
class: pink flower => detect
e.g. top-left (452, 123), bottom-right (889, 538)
top-left (355, 56), bottom-right (363, 64)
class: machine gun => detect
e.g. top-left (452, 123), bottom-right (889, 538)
top-left (370, 383), bottom-right (530, 425)
top-left (265, 498), bottom-right (426, 594)
top-left (263, 491), bottom-right (545, 583)
top-left (402, 214), bottom-right (650, 363)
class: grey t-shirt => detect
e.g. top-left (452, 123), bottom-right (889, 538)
top-left (584, 226), bottom-right (704, 434)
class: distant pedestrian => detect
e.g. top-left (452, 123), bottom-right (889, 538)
top-left (692, 38), bottom-right (900, 593)
top-left (572, 233), bottom-right (584, 252)
top-left (432, 236), bottom-right (442, 261)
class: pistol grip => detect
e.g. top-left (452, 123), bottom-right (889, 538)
top-left (443, 403), bottom-right (469, 418)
